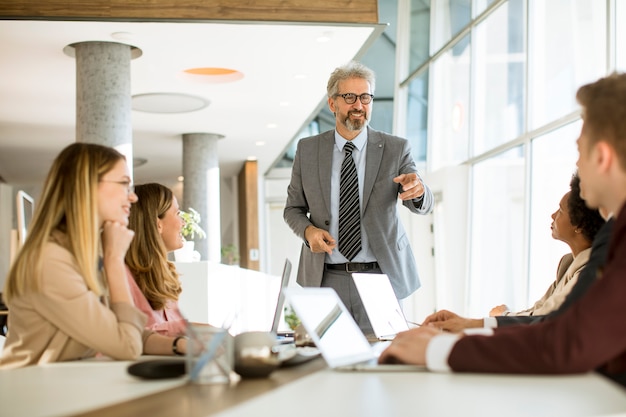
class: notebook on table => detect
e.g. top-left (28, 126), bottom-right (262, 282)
top-left (351, 273), bottom-right (410, 341)
top-left (283, 287), bottom-right (425, 372)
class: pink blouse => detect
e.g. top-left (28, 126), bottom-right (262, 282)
top-left (125, 266), bottom-right (187, 337)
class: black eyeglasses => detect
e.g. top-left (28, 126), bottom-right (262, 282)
top-left (100, 180), bottom-right (135, 195)
top-left (335, 93), bottom-right (374, 105)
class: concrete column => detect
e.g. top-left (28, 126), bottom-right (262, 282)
top-left (182, 133), bottom-right (223, 262)
top-left (66, 41), bottom-right (141, 175)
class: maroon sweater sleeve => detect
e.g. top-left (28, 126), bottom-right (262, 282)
top-left (448, 208), bottom-right (626, 376)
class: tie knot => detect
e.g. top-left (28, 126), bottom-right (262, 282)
top-left (344, 141), bottom-right (356, 154)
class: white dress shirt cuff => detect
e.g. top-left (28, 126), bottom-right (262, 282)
top-left (463, 327), bottom-right (495, 336)
top-left (426, 328), bottom-right (495, 373)
top-left (426, 333), bottom-right (461, 372)
top-left (483, 316), bottom-right (498, 328)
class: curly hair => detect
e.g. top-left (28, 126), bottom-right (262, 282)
top-left (568, 173), bottom-right (605, 242)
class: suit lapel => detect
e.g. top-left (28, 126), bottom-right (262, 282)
top-left (363, 127), bottom-right (383, 211)
top-left (319, 131), bottom-right (334, 214)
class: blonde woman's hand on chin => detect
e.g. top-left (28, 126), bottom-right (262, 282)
top-left (101, 221), bottom-right (135, 260)
top-left (101, 221), bottom-right (135, 304)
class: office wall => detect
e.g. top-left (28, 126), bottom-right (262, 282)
top-left (264, 171), bottom-right (302, 280)
top-left (0, 183), bottom-right (13, 290)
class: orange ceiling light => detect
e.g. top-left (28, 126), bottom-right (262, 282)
top-left (182, 67), bottom-right (244, 83)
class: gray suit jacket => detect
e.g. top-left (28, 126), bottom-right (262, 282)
top-left (283, 127), bottom-right (434, 299)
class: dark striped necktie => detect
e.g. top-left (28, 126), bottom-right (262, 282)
top-left (338, 141), bottom-right (361, 261)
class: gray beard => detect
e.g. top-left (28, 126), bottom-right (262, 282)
top-left (343, 115), bottom-right (369, 132)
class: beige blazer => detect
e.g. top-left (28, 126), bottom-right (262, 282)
top-left (514, 248), bottom-right (592, 316)
top-left (0, 231), bottom-right (149, 369)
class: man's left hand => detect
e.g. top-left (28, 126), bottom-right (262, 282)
top-left (394, 173), bottom-right (424, 201)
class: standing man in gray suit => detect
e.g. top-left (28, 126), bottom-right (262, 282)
top-left (283, 61), bottom-right (434, 335)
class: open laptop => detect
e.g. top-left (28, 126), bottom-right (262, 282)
top-left (283, 287), bottom-right (425, 372)
top-left (351, 273), bottom-right (410, 341)
top-left (270, 259), bottom-right (294, 343)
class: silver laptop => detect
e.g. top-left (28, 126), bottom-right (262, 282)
top-left (283, 287), bottom-right (425, 372)
top-left (352, 273), bottom-right (410, 341)
top-left (270, 259), bottom-right (294, 343)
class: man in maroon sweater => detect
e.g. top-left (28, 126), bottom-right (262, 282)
top-left (378, 72), bottom-right (626, 386)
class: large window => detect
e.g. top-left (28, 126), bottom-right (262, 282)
top-left (406, 70), bottom-right (429, 162)
top-left (528, 0), bottom-right (607, 129)
top-left (473, 0), bottom-right (500, 17)
top-left (526, 121), bottom-right (581, 307)
top-left (468, 147), bottom-right (525, 316)
top-left (429, 34), bottom-right (471, 171)
top-left (409, 0), bottom-right (432, 71)
top-left (472, 0), bottom-right (525, 156)
top-left (335, 0), bottom-right (626, 321)
top-left (430, 0), bottom-right (471, 54)
top-left (617, 0), bottom-right (626, 72)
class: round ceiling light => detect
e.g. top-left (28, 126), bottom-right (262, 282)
top-left (132, 93), bottom-right (209, 114)
top-left (181, 67), bottom-right (244, 83)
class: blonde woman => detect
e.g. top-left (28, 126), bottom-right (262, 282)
top-left (0, 143), bottom-right (186, 368)
top-left (125, 183), bottom-right (187, 336)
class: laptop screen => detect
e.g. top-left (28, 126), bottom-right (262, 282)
top-left (284, 287), bottom-right (375, 368)
top-left (351, 273), bottom-right (409, 339)
top-left (270, 259), bottom-right (292, 334)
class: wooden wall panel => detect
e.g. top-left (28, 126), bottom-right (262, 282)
top-left (237, 160), bottom-right (259, 271)
top-left (0, 0), bottom-right (378, 24)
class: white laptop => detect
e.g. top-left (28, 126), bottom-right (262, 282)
top-left (283, 287), bottom-right (425, 372)
top-left (270, 259), bottom-right (294, 343)
top-left (351, 273), bottom-right (410, 341)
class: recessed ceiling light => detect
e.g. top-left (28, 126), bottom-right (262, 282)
top-left (177, 176), bottom-right (184, 182)
top-left (181, 67), bottom-right (244, 83)
top-left (256, 141), bottom-right (266, 146)
top-left (279, 101), bottom-right (290, 107)
top-left (111, 31), bottom-right (133, 42)
top-left (317, 31), bottom-right (333, 42)
top-left (132, 93), bottom-right (209, 113)
top-left (294, 74), bottom-right (307, 80)
top-left (266, 123), bottom-right (277, 129)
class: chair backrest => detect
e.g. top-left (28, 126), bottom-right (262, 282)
top-left (0, 292), bottom-right (7, 336)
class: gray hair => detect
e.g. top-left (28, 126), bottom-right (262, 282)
top-left (326, 61), bottom-right (376, 98)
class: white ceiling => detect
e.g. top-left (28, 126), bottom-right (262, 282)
top-left (0, 19), bottom-right (384, 189)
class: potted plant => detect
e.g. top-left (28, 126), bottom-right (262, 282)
top-left (221, 244), bottom-right (240, 265)
top-left (180, 207), bottom-right (207, 241)
top-left (175, 208), bottom-right (206, 262)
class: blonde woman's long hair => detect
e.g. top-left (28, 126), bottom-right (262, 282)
top-left (4, 143), bottom-right (125, 302)
top-left (125, 183), bottom-right (182, 311)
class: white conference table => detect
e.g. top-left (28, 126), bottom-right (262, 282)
top-left (0, 358), bottom-right (186, 417)
top-left (2, 356), bottom-right (626, 417)
top-left (214, 368), bottom-right (626, 417)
